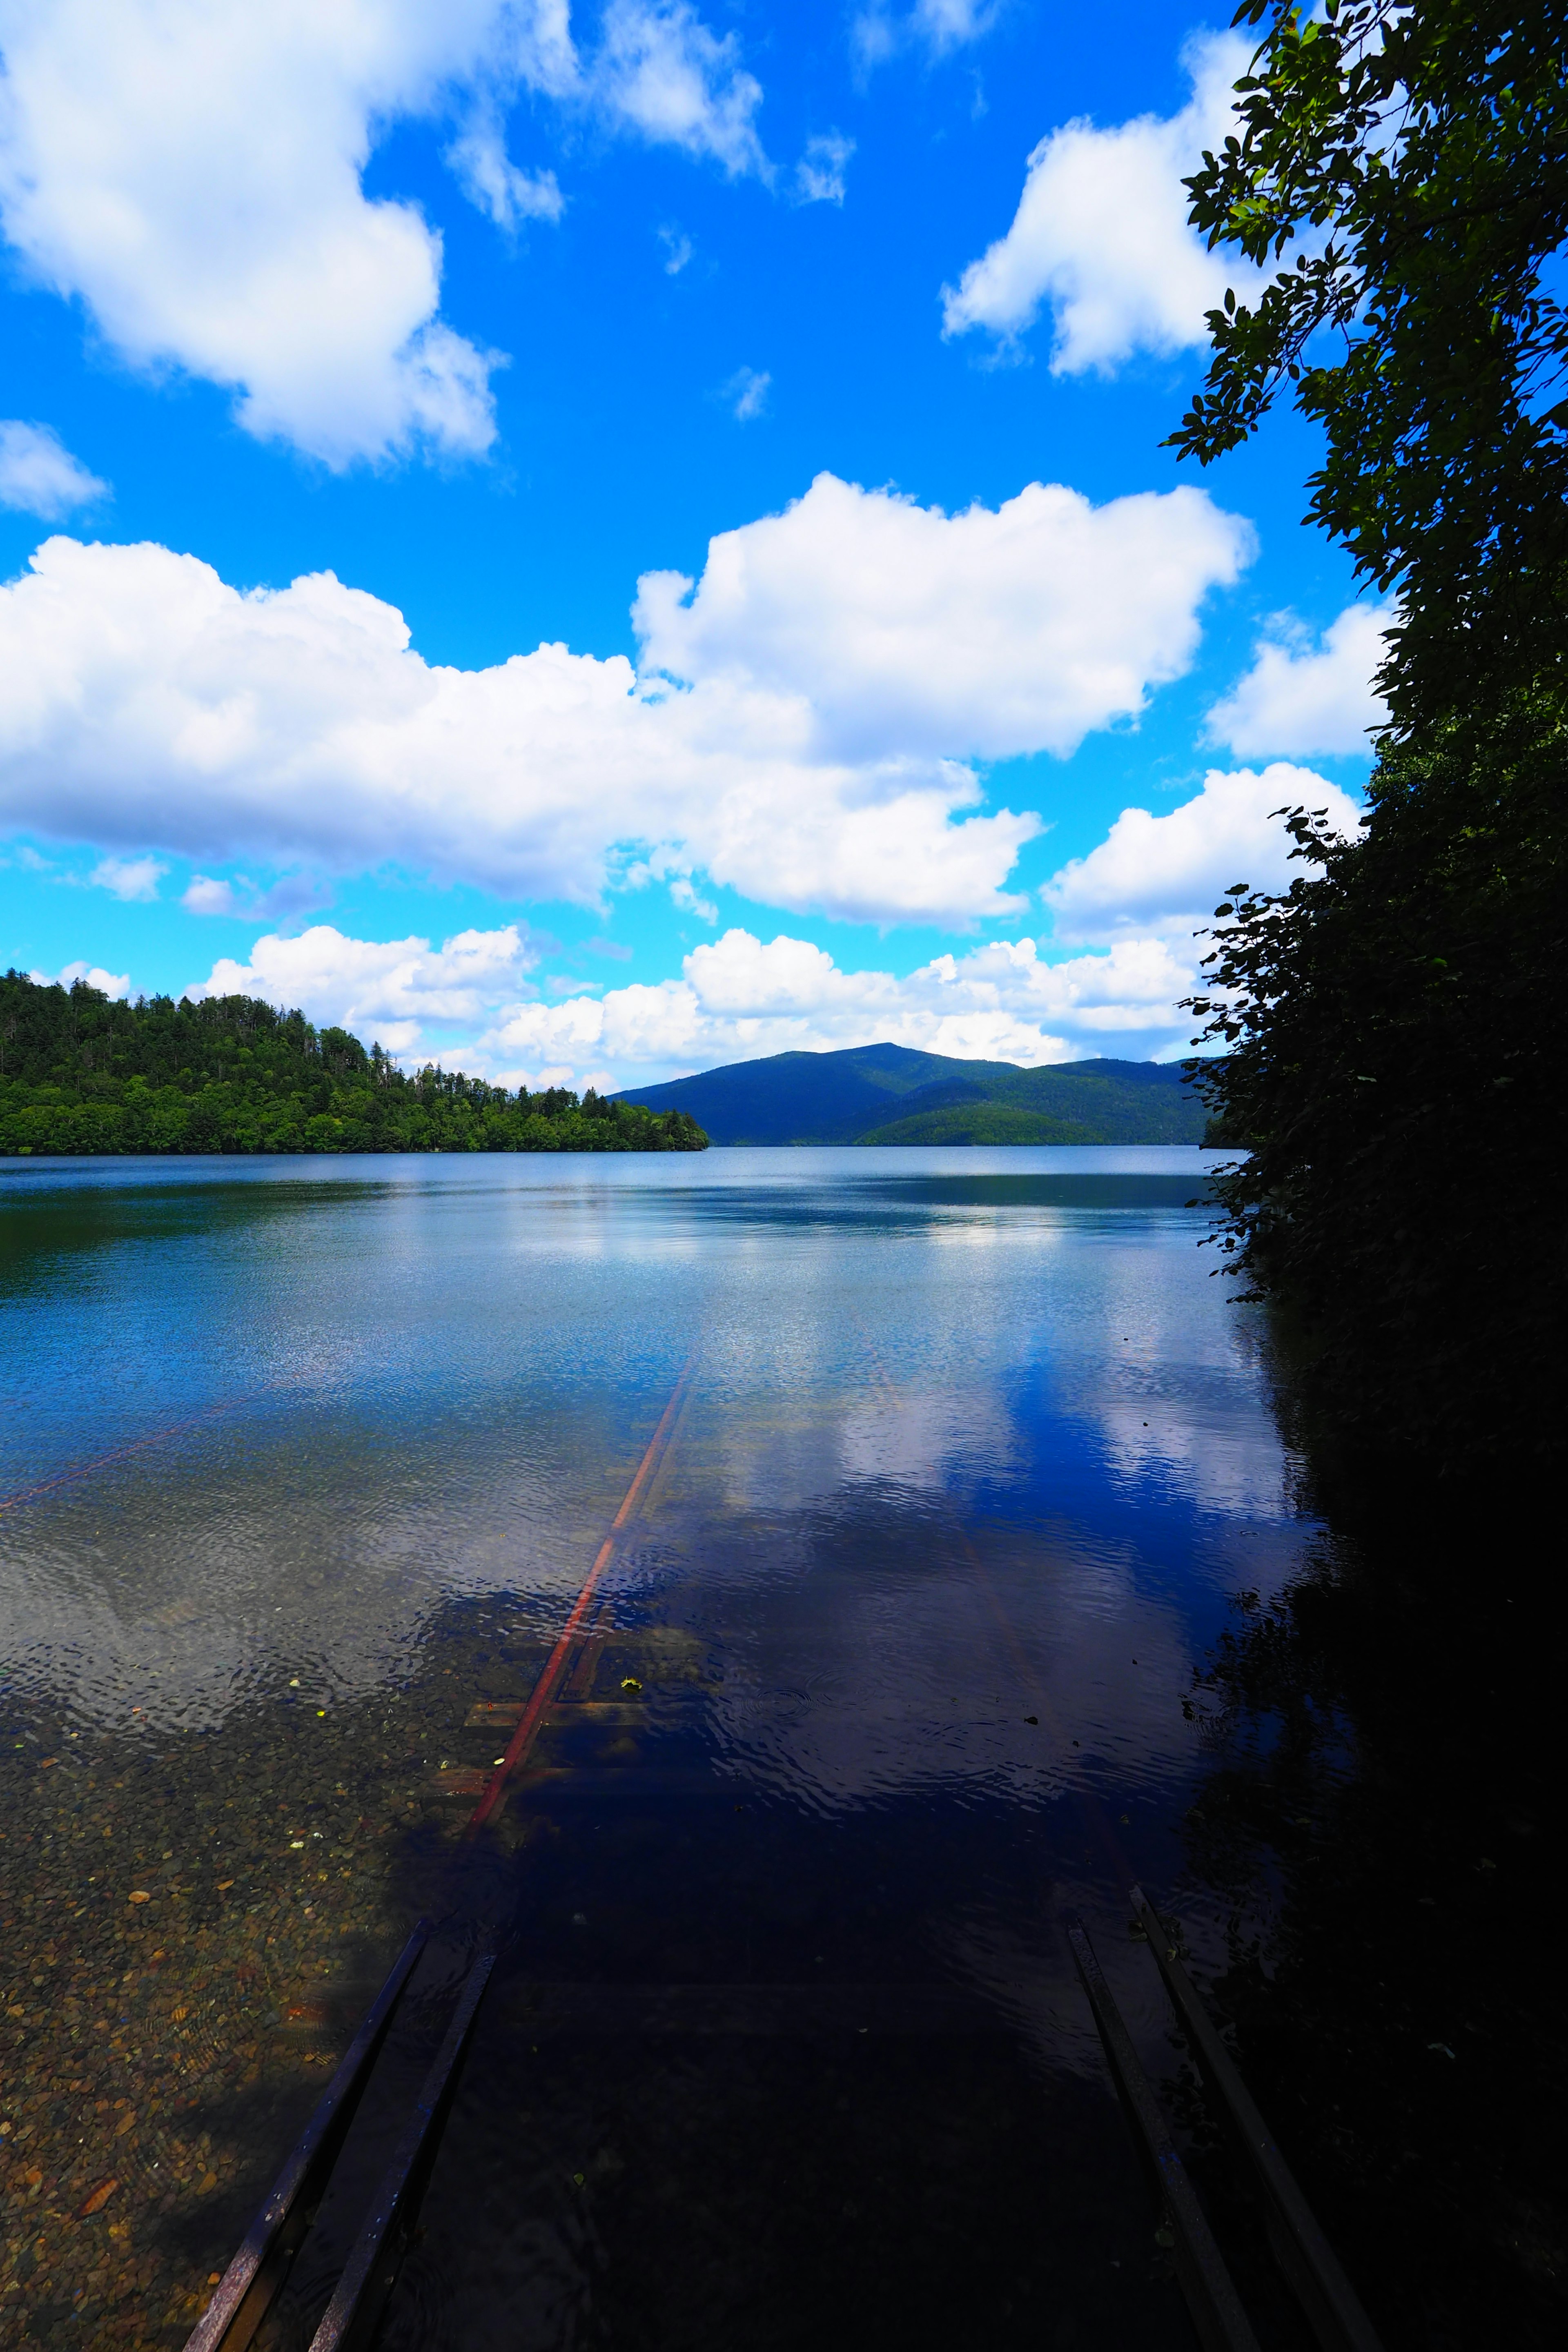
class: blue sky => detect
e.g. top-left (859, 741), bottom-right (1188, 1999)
top-left (0, 0), bottom-right (1379, 1087)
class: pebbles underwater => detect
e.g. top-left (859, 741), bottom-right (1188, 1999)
top-left (0, 1619), bottom-right (524, 2347)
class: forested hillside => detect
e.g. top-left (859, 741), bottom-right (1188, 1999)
top-left (0, 972), bottom-right (707, 1155)
top-left (617, 1042), bottom-right (1207, 1144)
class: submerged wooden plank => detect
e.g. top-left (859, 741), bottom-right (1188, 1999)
top-left (466, 1699), bottom-right (652, 1728)
top-left (499, 1980), bottom-right (1004, 2037)
top-left (505, 1765), bottom-right (736, 1799)
top-left (546, 1701), bottom-right (651, 1725)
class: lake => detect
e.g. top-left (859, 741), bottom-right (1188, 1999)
top-left (0, 1148), bottom-right (1384, 2347)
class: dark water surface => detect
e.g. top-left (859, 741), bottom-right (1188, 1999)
top-left (0, 1149), bottom-right (1541, 2350)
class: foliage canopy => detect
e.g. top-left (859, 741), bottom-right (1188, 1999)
top-left (1171, 0), bottom-right (1568, 730)
top-left (1187, 693), bottom-right (1565, 1466)
top-left (0, 972), bottom-right (707, 1156)
top-left (1176, 2), bottom-right (1568, 1470)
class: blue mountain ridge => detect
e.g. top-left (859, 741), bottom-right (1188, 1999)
top-left (614, 1043), bottom-right (1209, 1145)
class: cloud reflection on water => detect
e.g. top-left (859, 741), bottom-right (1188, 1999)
top-left (1, 1151), bottom-right (1314, 1792)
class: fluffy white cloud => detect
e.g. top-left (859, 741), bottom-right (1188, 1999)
top-left (181, 871), bottom-right (328, 920)
top-left (182, 772), bottom-right (1370, 1086)
top-left (191, 922), bottom-right (542, 1054)
top-left (0, 535), bottom-right (1025, 927)
top-left (445, 113), bottom-right (564, 230)
top-left (0, 472), bottom-right (1248, 926)
top-left (89, 852), bottom-right (165, 901)
top-left (1205, 604), bottom-right (1392, 758)
top-left (0, 1), bottom-right (769, 467)
top-left (794, 131), bottom-right (854, 207)
top-left (722, 366), bottom-right (771, 421)
top-left (942, 33), bottom-right (1263, 370)
top-left (1044, 763), bottom-right (1365, 945)
top-left (854, 1), bottom-right (998, 71)
top-left (0, 420), bottom-right (108, 519)
top-left (595, 0), bottom-right (767, 178)
top-left (0, 0), bottom-right (512, 466)
top-left (475, 925), bottom-right (1200, 1088)
top-left (183, 918), bottom-right (1202, 1089)
top-left (635, 470), bottom-right (1252, 762)
top-left (31, 957), bottom-right (129, 997)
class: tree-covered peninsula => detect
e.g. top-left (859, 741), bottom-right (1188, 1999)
top-left (0, 971), bottom-right (708, 1155)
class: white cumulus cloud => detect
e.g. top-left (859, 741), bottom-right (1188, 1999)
top-left (942, 32), bottom-right (1263, 371)
top-left (0, 420), bottom-right (108, 519)
top-left (634, 470), bottom-right (1252, 763)
top-left (190, 922), bottom-right (543, 1055)
top-left (31, 958), bottom-right (129, 998)
top-left (0, 472), bottom-right (1249, 928)
top-left (0, 0), bottom-right (771, 468)
top-left (595, 0), bottom-right (768, 178)
top-left (1043, 764), bottom-right (1365, 946)
top-left (1205, 604), bottom-right (1392, 758)
top-left (794, 131), bottom-right (854, 206)
top-left (181, 768), bottom-right (1369, 1087)
top-left (89, 852), bottom-right (165, 901)
top-left (0, 0), bottom-right (515, 467)
top-left (722, 366), bottom-right (771, 421)
top-left (196, 920), bottom-right (1205, 1089)
top-left (854, 1), bottom-right (998, 71)
top-left (479, 924), bottom-right (1202, 1088)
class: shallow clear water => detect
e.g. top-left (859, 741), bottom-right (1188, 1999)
top-left (1, 1148), bottom-right (1327, 2349)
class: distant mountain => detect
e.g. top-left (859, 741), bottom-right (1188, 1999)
top-left (614, 1043), bottom-right (1208, 1145)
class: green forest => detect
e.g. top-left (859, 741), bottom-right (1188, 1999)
top-left (0, 971), bottom-right (708, 1156)
top-left (1176, 0), bottom-right (1565, 1477)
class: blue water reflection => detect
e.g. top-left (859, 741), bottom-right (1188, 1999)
top-left (2, 1145), bottom-right (1322, 2345)
top-left (1, 1147), bottom-right (1298, 1748)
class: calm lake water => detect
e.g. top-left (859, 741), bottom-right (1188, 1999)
top-left (0, 1149), bottom-right (1383, 2348)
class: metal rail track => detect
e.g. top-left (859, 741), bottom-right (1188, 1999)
top-left (181, 1931), bottom-right (492, 2352)
top-left (1071, 1899), bottom-right (1386, 2352)
top-left (1069, 1922), bottom-right (1263, 2352)
top-left (1127, 1886), bottom-right (1385, 2352)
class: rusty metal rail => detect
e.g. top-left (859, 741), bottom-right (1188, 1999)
top-left (185, 1383), bottom-right (693, 2350)
top-left (466, 1365), bottom-right (690, 1833)
top-left (183, 1930), bottom-right (494, 2352)
top-left (183, 1922), bottom-right (430, 2352)
top-left (1069, 1921), bottom-right (1263, 2352)
top-left (1128, 1886), bottom-right (1385, 2352)
top-left (305, 1948), bottom-right (496, 2352)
